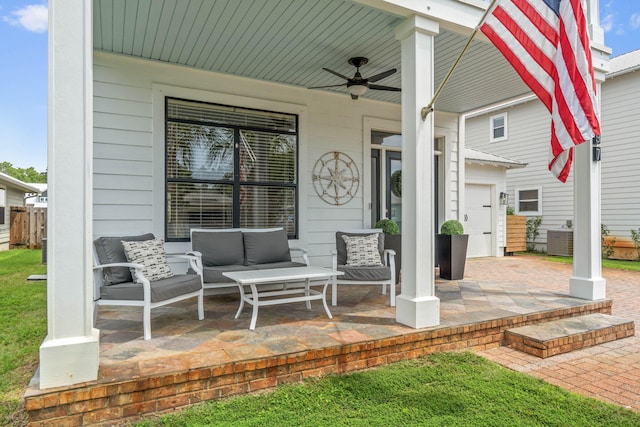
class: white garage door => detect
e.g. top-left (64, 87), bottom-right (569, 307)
top-left (465, 184), bottom-right (493, 258)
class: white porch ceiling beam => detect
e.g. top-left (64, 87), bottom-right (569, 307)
top-left (353, 0), bottom-right (487, 36)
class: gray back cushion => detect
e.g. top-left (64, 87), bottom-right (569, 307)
top-left (192, 231), bottom-right (245, 266)
top-left (244, 229), bottom-right (291, 265)
top-left (94, 233), bottom-right (155, 285)
top-left (336, 232), bottom-right (385, 266)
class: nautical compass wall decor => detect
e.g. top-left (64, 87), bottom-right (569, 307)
top-left (312, 151), bottom-right (360, 205)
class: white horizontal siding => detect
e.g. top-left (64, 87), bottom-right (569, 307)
top-left (1, 188), bottom-right (28, 250)
top-left (466, 69), bottom-right (640, 247)
top-left (601, 71), bottom-right (640, 240)
top-left (93, 51), bottom-right (462, 267)
top-left (466, 100), bottom-right (573, 246)
top-left (93, 60), bottom-right (154, 236)
top-left (92, 53), bottom-right (391, 267)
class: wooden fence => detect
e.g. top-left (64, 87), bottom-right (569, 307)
top-left (10, 206), bottom-right (47, 249)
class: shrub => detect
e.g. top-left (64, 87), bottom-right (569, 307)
top-left (440, 220), bottom-right (464, 235)
top-left (601, 224), bottom-right (616, 259)
top-left (506, 205), bottom-right (515, 215)
top-left (631, 229), bottom-right (640, 261)
top-left (526, 216), bottom-right (543, 252)
top-left (374, 218), bottom-right (400, 235)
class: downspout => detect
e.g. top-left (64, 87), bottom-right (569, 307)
top-left (457, 114), bottom-right (465, 223)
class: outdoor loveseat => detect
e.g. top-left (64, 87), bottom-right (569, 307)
top-left (188, 227), bottom-right (310, 294)
top-left (93, 233), bottom-right (204, 340)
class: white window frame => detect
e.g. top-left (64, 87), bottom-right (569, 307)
top-left (489, 112), bottom-right (508, 142)
top-left (515, 186), bottom-right (542, 216)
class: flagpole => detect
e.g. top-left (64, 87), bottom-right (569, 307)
top-left (421, 0), bottom-right (500, 120)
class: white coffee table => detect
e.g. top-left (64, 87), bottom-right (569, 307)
top-left (223, 266), bottom-right (344, 330)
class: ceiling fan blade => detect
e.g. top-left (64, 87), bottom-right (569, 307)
top-left (322, 67), bottom-right (352, 81)
top-left (308, 83), bottom-right (348, 89)
top-left (369, 84), bottom-right (400, 92)
top-left (367, 68), bottom-right (396, 83)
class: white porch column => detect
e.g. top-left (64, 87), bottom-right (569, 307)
top-left (39, 0), bottom-right (99, 389)
top-left (394, 16), bottom-right (440, 328)
top-left (570, 140), bottom-right (605, 300)
top-left (569, 0), bottom-right (608, 301)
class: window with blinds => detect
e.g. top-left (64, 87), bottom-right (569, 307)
top-left (165, 98), bottom-right (298, 240)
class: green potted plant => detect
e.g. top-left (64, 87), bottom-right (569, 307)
top-left (375, 218), bottom-right (401, 284)
top-left (436, 219), bottom-right (468, 280)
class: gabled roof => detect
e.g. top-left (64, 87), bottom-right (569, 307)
top-left (464, 147), bottom-right (527, 169)
top-left (607, 49), bottom-right (640, 78)
top-left (0, 172), bottom-right (40, 193)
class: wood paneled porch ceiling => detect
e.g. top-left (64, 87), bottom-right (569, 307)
top-left (93, 0), bottom-right (531, 114)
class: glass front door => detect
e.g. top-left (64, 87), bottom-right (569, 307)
top-left (370, 130), bottom-right (402, 231)
top-left (386, 151), bottom-right (402, 231)
top-left (370, 131), bottom-right (441, 240)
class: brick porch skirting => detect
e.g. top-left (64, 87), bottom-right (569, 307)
top-left (25, 300), bottom-right (612, 426)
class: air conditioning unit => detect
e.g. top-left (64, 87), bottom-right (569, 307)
top-left (547, 229), bottom-right (573, 256)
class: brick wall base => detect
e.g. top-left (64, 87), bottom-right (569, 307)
top-left (24, 300), bottom-right (612, 426)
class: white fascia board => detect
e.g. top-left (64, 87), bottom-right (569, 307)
top-left (352, 0), bottom-right (486, 34)
top-left (0, 172), bottom-right (40, 193)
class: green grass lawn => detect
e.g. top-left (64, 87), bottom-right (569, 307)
top-left (0, 249), bottom-right (47, 427)
top-left (136, 352), bottom-right (640, 427)
top-left (3, 250), bottom-right (640, 426)
top-left (543, 255), bottom-right (640, 271)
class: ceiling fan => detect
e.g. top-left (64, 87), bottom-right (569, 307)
top-left (308, 57), bottom-right (400, 100)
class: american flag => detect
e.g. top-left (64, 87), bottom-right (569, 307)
top-left (480, 0), bottom-right (601, 182)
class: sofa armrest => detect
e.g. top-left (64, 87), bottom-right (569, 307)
top-left (290, 247), bottom-right (310, 266)
top-left (93, 261), bottom-right (143, 271)
top-left (167, 252), bottom-right (201, 262)
top-left (383, 249), bottom-right (396, 285)
top-left (331, 249), bottom-right (338, 270)
top-left (185, 251), bottom-right (203, 275)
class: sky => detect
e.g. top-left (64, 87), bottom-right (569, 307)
top-left (0, 0), bottom-right (639, 174)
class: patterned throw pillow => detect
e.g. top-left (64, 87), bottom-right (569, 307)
top-left (121, 238), bottom-right (174, 283)
top-left (342, 234), bottom-right (383, 267)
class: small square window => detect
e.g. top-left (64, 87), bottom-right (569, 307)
top-left (490, 113), bottom-right (507, 142)
top-left (515, 187), bottom-right (542, 215)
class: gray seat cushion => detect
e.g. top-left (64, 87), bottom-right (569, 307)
top-left (252, 261), bottom-right (307, 270)
top-left (337, 265), bottom-right (392, 281)
top-left (201, 265), bottom-right (254, 284)
top-left (336, 232), bottom-right (385, 266)
top-left (100, 274), bottom-right (202, 302)
top-left (192, 230), bottom-right (245, 267)
top-left (94, 233), bottom-right (155, 285)
top-left (243, 229), bottom-right (291, 265)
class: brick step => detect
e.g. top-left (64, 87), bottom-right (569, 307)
top-left (505, 313), bottom-right (634, 358)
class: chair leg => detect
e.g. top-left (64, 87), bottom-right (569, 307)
top-left (382, 283), bottom-right (387, 295)
top-left (143, 302), bottom-right (152, 340)
top-left (331, 278), bottom-right (338, 306)
top-left (197, 290), bottom-right (204, 320)
top-left (390, 282), bottom-right (396, 307)
top-left (93, 301), bottom-right (98, 327)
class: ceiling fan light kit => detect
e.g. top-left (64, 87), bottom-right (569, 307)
top-left (347, 84), bottom-right (368, 97)
top-left (308, 56), bottom-right (400, 100)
